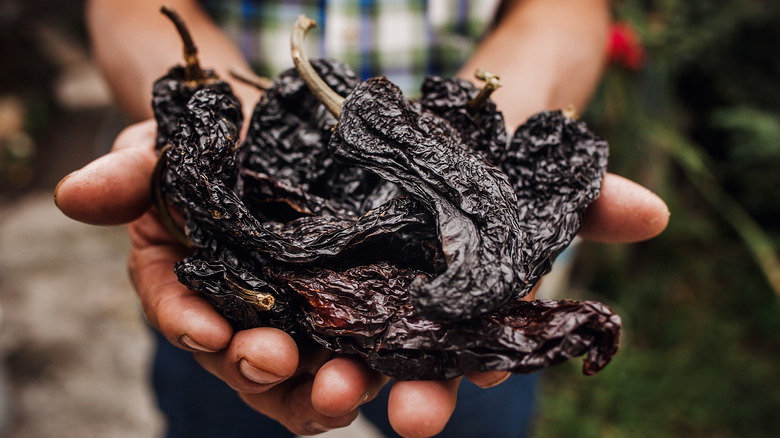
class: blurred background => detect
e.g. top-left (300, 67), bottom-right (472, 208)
top-left (1, 0), bottom-right (779, 437)
top-left (0, 0), bottom-right (165, 436)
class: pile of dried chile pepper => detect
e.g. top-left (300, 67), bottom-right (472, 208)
top-left (152, 9), bottom-right (621, 380)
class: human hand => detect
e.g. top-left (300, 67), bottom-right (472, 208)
top-left (55, 119), bottom-right (668, 437)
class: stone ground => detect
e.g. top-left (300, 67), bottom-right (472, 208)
top-left (0, 194), bottom-right (384, 438)
top-left (0, 192), bottom-right (378, 438)
top-left (0, 193), bottom-right (164, 437)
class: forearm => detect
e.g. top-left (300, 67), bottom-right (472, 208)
top-left (459, 0), bottom-right (610, 129)
top-left (87, 0), bottom-right (259, 121)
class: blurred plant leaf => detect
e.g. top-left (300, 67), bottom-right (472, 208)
top-left (648, 119), bottom-right (780, 298)
top-left (710, 106), bottom-right (780, 160)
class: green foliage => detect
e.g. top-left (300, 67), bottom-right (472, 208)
top-left (532, 1), bottom-right (780, 436)
top-left (710, 107), bottom-right (780, 161)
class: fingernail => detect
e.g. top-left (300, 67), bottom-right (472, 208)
top-left (349, 392), bottom-right (371, 412)
top-left (53, 172), bottom-right (75, 209)
top-left (305, 421), bottom-right (331, 433)
top-left (478, 372), bottom-right (511, 388)
top-left (179, 334), bottom-right (218, 353)
top-left (239, 359), bottom-right (282, 384)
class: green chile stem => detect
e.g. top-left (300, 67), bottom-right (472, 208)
top-left (291, 15), bottom-right (345, 118)
top-left (228, 67), bottom-right (273, 90)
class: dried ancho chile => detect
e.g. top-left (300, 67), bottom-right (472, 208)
top-left (153, 10), bottom-right (620, 380)
top-left (152, 6), bottom-right (235, 153)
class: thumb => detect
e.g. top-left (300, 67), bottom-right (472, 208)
top-left (578, 173), bottom-right (670, 243)
top-left (54, 120), bottom-right (158, 225)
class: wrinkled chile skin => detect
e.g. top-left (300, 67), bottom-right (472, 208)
top-left (153, 58), bottom-right (621, 380)
top-left (330, 77), bottom-right (527, 321)
top-left (239, 59), bottom-right (398, 216)
top-left (152, 66), bottom-right (232, 152)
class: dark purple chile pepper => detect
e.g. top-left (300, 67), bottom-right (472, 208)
top-left (329, 77), bottom-right (527, 321)
top-left (152, 12), bottom-right (621, 381)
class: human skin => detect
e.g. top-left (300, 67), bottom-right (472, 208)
top-left (57, 0), bottom-right (669, 436)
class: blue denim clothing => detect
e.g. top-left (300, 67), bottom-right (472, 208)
top-left (152, 330), bottom-right (538, 438)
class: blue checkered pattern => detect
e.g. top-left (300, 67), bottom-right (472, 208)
top-left (200, 0), bottom-right (501, 96)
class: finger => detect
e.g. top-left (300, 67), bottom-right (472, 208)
top-left (195, 327), bottom-right (299, 393)
top-left (128, 213), bottom-right (233, 353)
top-left (388, 378), bottom-right (461, 438)
top-left (465, 370), bottom-right (511, 388)
top-left (579, 173), bottom-right (670, 243)
top-left (54, 120), bottom-right (158, 225)
top-left (311, 356), bottom-right (389, 417)
top-left (129, 242), bottom-right (233, 352)
top-left (241, 378), bottom-right (359, 435)
top-left (295, 338), bottom-right (337, 376)
top-left (522, 280), bottom-right (542, 301)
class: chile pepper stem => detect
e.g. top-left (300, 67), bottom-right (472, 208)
top-left (160, 5), bottom-right (205, 82)
top-left (229, 67), bottom-right (273, 90)
top-left (152, 144), bottom-right (193, 248)
top-left (226, 276), bottom-right (275, 311)
top-left (291, 15), bottom-right (345, 118)
top-left (562, 104), bottom-right (579, 120)
top-left (467, 69), bottom-right (502, 113)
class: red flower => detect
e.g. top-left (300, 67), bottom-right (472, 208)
top-left (607, 22), bottom-right (645, 70)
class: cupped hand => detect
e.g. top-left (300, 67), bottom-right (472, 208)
top-left (55, 119), bottom-right (668, 438)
